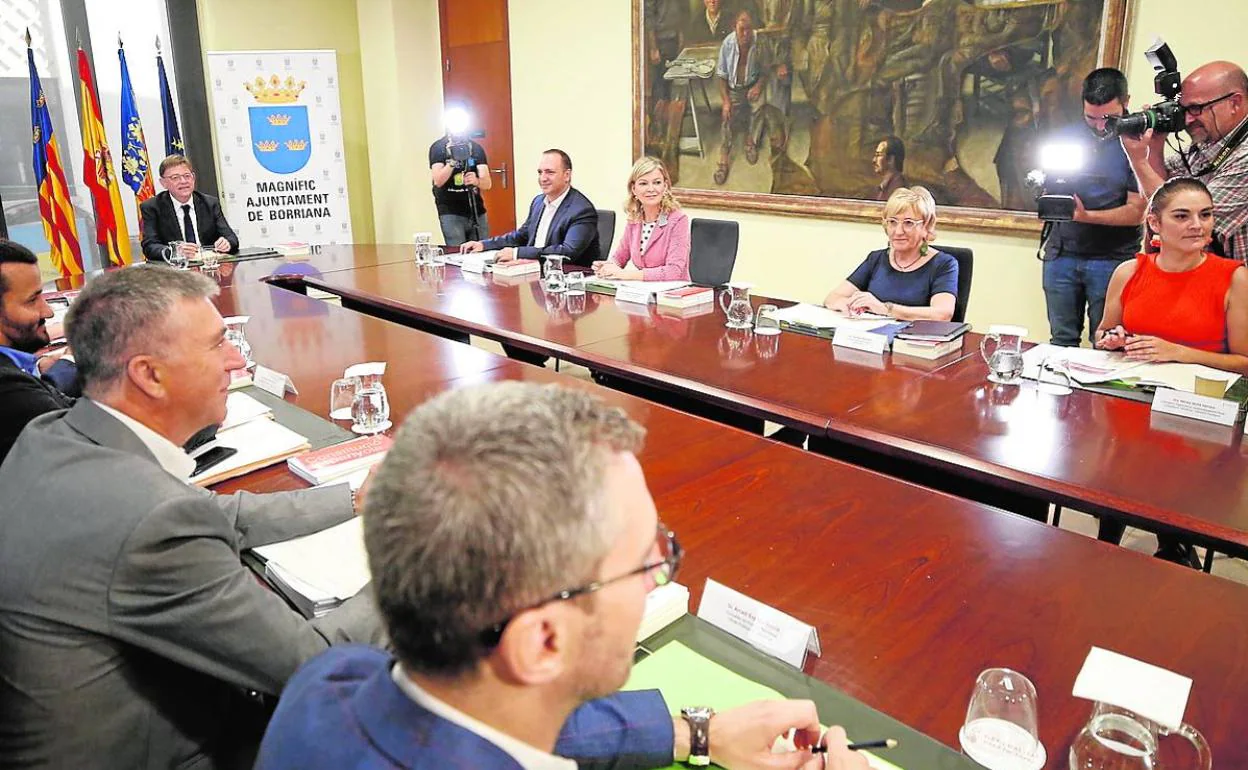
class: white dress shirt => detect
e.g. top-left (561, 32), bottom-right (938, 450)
top-left (533, 187), bottom-right (570, 249)
top-left (171, 194), bottom-right (200, 245)
top-left (94, 400), bottom-right (196, 481)
top-left (391, 663), bottom-right (576, 770)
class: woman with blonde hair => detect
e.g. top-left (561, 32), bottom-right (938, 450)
top-left (592, 156), bottom-right (690, 282)
top-left (823, 186), bottom-right (959, 321)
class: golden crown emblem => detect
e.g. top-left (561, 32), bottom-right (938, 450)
top-left (244, 75), bottom-right (306, 104)
top-left (267, 113), bottom-right (292, 126)
top-left (255, 140), bottom-right (279, 152)
top-left (284, 139), bottom-right (308, 151)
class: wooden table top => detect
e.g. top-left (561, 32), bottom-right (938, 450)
top-left (291, 250), bottom-right (1248, 553)
top-left (211, 277), bottom-right (1248, 768)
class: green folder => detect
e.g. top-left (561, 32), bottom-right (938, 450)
top-left (624, 617), bottom-right (979, 770)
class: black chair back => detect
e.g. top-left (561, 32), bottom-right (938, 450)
top-left (689, 217), bottom-right (739, 286)
top-left (930, 243), bottom-right (974, 323)
top-left (596, 209), bottom-right (617, 257)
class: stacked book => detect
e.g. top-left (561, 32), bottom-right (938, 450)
top-left (656, 285), bottom-right (714, 309)
top-left (275, 241), bottom-right (311, 257)
top-left (893, 320), bottom-right (971, 359)
top-left (288, 433), bottom-right (393, 485)
top-left (491, 258), bottom-right (541, 277)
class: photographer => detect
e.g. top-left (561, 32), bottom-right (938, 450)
top-left (1122, 61), bottom-right (1248, 262)
top-left (429, 110), bottom-right (492, 246)
top-left (1041, 68), bottom-right (1144, 347)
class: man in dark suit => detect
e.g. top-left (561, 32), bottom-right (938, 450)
top-left (462, 148), bottom-right (601, 268)
top-left (0, 240), bottom-right (76, 463)
top-left (257, 383), bottom-right (861, 770)
top-left (140, 154), bottom-right (240, 262)
top-left (0, 266), bottom-right (383, 769)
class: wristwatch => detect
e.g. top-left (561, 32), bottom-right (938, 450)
top-left (680, 706), bottom-right (715, 766)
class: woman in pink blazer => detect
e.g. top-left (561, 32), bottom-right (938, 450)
top-left (592, 157), bottom-right (691, 282)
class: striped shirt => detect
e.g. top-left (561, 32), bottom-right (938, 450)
top-left (1166, 116), bottom-right (1248, 263)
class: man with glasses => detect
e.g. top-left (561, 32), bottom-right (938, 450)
top-left (1041, 69), bottom-right (1144, 347)
top-left (140, 154), bottom-right (239, 262)
top-left (257, 382), bottom-right (866, 770)
top-left (1123, 61), bottom-right (1248, 261)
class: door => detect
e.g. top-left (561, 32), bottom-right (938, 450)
top-left (438, 0), bottom-right (517, 235)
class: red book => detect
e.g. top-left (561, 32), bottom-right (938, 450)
top-left (656, 285), bottom-right (713, 308)
top-left (288, 434), bottom-right (393, 484)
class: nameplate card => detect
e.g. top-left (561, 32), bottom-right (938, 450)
top-left (222, 315), bottom-right (251, 326)
top-left (460, 254), bottom-right (490, 273)
top-left (253, 365), bottom-right (298, 397)
top-left (1151, 388), bottom-right (1240, 427)
top-left (832, 327), bottom-right (889, 355)
top-left (1149, 411), bottom-right (1237, 447)
top-left (614, 285), bottom-right (653, 305)
top-left (1073, 647), bottom-right (1192, 731)
top-left (696, 579), bottom-right (820, 669)
top-left (344, 361), bottom-right (386, 379)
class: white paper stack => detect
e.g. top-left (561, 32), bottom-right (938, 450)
top-left (1022, 344), bottom-right (1241, 393)
top-left (219, 392), bottom-right (274, 431)
top-left (253, 517), bottom-right (369, 618)
top-left (636, 582), bottom-right (690, 643)
top-left (190, 418), bottom-right (311, 487)
top-left (769, 303), bottom-right (892, 331)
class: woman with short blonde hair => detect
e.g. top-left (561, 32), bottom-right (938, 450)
top-left (823, 186), bottom-right (958, 321)
top-left (594, 157), bottom-right (690, 282)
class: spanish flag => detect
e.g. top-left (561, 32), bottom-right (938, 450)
top-left (77, 46), bottom-right (133, 266)
top-left (27, 40), bottom-right (83, 277)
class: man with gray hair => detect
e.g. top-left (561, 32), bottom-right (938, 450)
top-left (257, 382), bottom-right (866, 770)
top-left (0, 265), bottom-right (383, 769)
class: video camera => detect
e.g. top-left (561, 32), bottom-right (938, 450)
top-left (1024, 143), bottom-right (1086, 222)
top-left (1104, 38), bottom-right (1186, 138)
top-left (447, 136), bottom-right (475, 167)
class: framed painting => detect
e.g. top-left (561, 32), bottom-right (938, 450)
top-left (632, 0), bottom-right (1134, 232)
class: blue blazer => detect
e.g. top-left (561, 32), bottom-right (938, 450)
top-left (256, 645), bottom-right (674, 770)
top-left (482, 187), bottom-right (602, 267)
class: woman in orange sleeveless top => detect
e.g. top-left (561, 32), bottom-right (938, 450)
top-left (1095, 177), bottom-right (1248, 374)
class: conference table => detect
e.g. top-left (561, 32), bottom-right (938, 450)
top-left (195, 270), bottom-right (1248, 768)
top-left (269, 246), bottom-right (1248, 563)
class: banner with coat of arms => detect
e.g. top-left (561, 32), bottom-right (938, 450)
top-left (205, 49), bottom-right (352, 246)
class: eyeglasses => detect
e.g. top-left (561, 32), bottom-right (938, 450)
top-left (884, 217), bottom-right (923, 232)
top-left (162, 173), bottom-right (194, 183)
top-left (1183, 93), bottom-right (1236, 117)
top-left (479, 523), bottom-right (683, 648)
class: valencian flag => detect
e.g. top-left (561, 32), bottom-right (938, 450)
top-left (156, 38), bottom-right (184, 155)
top-left (77, 46), bottom-right (133, 266)
top-left (118, 39), bottom-right (154, 229)
top-left (27, 34), bottom-right (83, 277)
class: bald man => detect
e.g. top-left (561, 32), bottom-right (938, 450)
top-left (1122, 61), bottom-right (1248, 261)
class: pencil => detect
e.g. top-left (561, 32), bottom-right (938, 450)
top-left (811, 738), bottom-right (898, 753)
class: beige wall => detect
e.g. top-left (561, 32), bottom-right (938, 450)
top-left (197, 0), bottom-right (375, 243)
top-left (506, 0), bottom-right (1248, 340)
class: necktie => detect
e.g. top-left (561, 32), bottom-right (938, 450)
top-left (181, 204), bottom-right (195, 244)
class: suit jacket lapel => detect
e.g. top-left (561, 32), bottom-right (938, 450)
top-left (527, 195), bottom-right (543, 247)
top-left (640, 211), bottom-right (669, 256)
top-left (63, 399), bottom-right (161, 465)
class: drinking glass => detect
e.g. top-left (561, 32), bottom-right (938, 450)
top-left (958, 668), bottom-right (1045, 770)
top-left (351, 382), bottom-right (392, 435)
top-left (543, 256), bottom-right (567, 293)
top-left (200, 248), bottom-right (221, 272)
top-left (565, 271), bottom-right (587, 296)
top-left (428, 246), bottom-right (445, 264)
top-left (329, 377), bottom-right (359, 420)
top-left (754, 304), bottom-right (781, 336)
top-left (413, 242), bottom-right (430, 265)
top-left (225, 321), bottom-right (253, 368)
